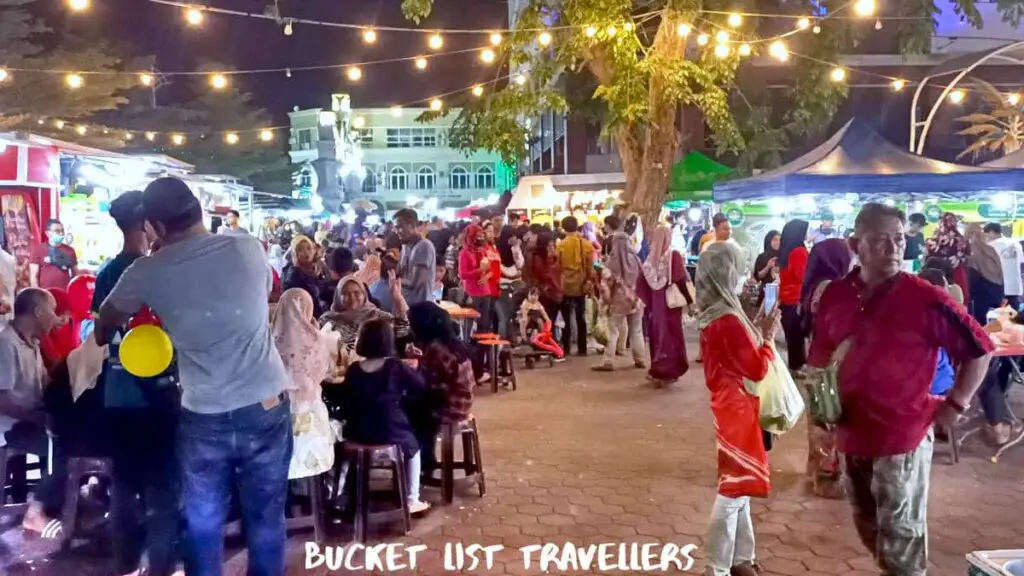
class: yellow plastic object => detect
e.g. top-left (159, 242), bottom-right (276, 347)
top-left (119, 325), bottom-right (173, 378)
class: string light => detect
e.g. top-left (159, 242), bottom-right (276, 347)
top-left (125, 132), bottom-right (134, 141)
top-left (415, 57), bottom-right (428, 70)
top-left (283, 20), bottom-right (294, 36)
top-left (514, 73), bottom-right (527, 86)
top-left (210, 73), bottom-right (228, 89)
top-left (0, 69), bottom-right (8, 82)
top-left (362, 28), bottom-right (377, 44)
top-left (346, 66), bottom-right (362, 81)
top-left (853, 0), bottom-right (876, 17)
top-left (37, 119), bottom-right (44, 125)
top-left (585, 26), bottom-right (597, 38)
top-left (715, 30), bottom-right (729, 43)
top-left (352, 116), bottom-right (366, 129)
top-left (390, 106), bottom-right (403, 118)
top-left (624, 22), bottom-right (634, 31)
top-left (286, 68), bottom-right (292, 78)
top-left (949, 89), bottom-right (965, 104)
top-left (1008, 93), bottom-right (1020, 106)
top-left (727, 13), bottom-right (742, 27)
top-left (55, 120), bottom-right (66, 129)
top-left (224, 132), bottom-right (239, 145)
top-left (813, 24), bottom-right (821, 34)
top-left (185, 6), bottom-right (204, 26)
top-left (715, 44), bottom-right (730, 58)
top-left (145, 131), bottom-right (156, 141)
top-left (769, 40), bottom-right (789, 61)
top-left (738, 43), bottom-right (752, 57)
top-left (538, 31), bottom-right (552, 46)
top-left (677, 23), bottom-right (691, 37)
top-left (472, 84), bottom-right (484, 97)
top-left (67, 0), bottom-right (89, 12)
top-left (830, 67), bottom-right (846, 82)
top-left (606, 25), bottom-right (617, 37)
top-left (480, 49), bottom-right (496, 63)
top-left (65, 73), bottom-right (83, 89)
top-left (75, 125), bottom-right (87, 135)
top-left (259, 129), bottom-right (274, 142)
top-left (429, 98), bottom-right (443, 111)
top-left (428, 33), bottom-right (444, 50)
top-left (696, 33), bottom-right (709, 46)
top-left (891, 79), bottom-right (906, 91)
top-left (797, 17), bottom-right (811, 30)
top-left (489, 32), bottom-right (502, 45)
top-left (875, 18), bottom-right (883, 30)
top-left (139, 73), bottom-right (154, 86)
top-left (171, 134), bottom-right (186, 146)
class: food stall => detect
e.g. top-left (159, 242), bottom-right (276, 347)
top-left (0, 133), bottom-right (60, 289)
top-left (506, 172), bottom-right (625, 225)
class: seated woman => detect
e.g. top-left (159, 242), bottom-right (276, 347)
top-left (340, 318), bottom-right (431, 514)
top-left (319, 272), bottom-right (411, 364)
top-left (517, 287), bottom-right (564, 358)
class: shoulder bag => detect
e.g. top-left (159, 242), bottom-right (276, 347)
top-left (806, 337), bottom-right (852, 426)
top-left (666, 254), bottom-right (687, 309)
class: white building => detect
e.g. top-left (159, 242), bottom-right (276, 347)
top-left (289, 94), bottom-right (507, 212)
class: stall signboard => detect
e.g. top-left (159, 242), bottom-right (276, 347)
top-left (922, 201), bottom-right (1024, 222)
top-left (530, 208), bottom-right (552, 223)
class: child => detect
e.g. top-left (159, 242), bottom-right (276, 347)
top-left (341, 318), bottom-right (431, 514)
top-left (517, 287), bottom-right (564, 358)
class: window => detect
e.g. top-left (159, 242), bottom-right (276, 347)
top-left (389, 167), bottom-right (408, 190)
top-left (297, 128), bottom-right (314, 150)
top-left (362, 168), bottom-right (376, 193)
top-left (386, 128), bottom-right (438, 148)
top-left (450, 166), bottom-right (470, 189)
top-left (358, 129), bottom-right (373, 146)
top-left (298, 169), bottom-right (312, 188)
top-left (475, 166), bottom-right (495, 189)
top-left (416, 166), bottom-right (435, 190)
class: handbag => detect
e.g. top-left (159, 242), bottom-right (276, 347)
top-left (756, 344), bottom-right (805, 434)
top-left (666, 255), bottom-right (687, 309)
top-left (807, 337), bottom-right (853, 426)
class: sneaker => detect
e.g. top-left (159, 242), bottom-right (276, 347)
top-left (592, 363), bottom-right (615, 372)
top-left (987, 422), bottom-right (1012, 445)
top-left (553, 357), bottom-right (567, 364)
top-left (478, 372), bottom-right (492, 384)
top-left (409, 500), bottom-right (431, 515)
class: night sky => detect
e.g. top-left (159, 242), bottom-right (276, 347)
top-left (40, 0), bottom-right (508, 122)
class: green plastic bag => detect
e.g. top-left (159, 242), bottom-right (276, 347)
top-left (807, 338), bottom-right (852, 426)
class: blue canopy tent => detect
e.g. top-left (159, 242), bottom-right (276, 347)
top-left (713, 119), bottom-right (1024, 202)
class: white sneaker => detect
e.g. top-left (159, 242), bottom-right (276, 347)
top-left (409, 500), bottom-right (432, 515)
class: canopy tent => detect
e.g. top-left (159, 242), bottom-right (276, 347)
top-left (984, 148), bottom-right (1024, 169)
top-left (713, 119), bottom-right (1024, 202)
top-left (666, 151), bottom-right (733, 206)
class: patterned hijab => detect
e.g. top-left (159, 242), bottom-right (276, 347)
top-left (926, 212), bottom-right (969, 268)
top-left (641, 225), bottom-right (673, 290)
top-left (606, 230), bottom-right (640, 287)
top-left (696, 242), bottom-right (761, 346)
top-left (321, 275), bottom-right (391, 329)
top-left (271, 288), bottom-right (332, 401)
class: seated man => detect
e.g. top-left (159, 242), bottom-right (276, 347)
top-left (0, 288), bottom-right (67, 537)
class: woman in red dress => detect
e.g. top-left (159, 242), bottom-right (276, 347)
top-left (696, 242), bottom-right (778, 576)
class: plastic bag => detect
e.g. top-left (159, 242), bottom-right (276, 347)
top-left (756, 346), bottom-right (805, 434)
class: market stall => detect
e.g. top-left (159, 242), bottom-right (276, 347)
top-left (506, 172), bottom-right (625, 225)
top-left (0, 133), bottom-right (60, 290)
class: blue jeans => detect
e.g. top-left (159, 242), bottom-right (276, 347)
top-left (179, 395), bottom-right (293, 576)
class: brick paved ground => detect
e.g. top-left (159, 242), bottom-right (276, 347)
top-left (5, 338), bottom-right (1024, 575)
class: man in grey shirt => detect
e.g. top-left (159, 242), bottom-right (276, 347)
top-left (394, 208), bottom-right (436, 305)
top-left (218, 209), bottom-right (249, 236)
top-left (96, 178), bottom-right (291, 576)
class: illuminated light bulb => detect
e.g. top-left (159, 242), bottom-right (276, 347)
top-left (75, 125), bottom-right (87, 135)
top-left (210, 73), bottom-right (228, 89)
top-left (284, 21), bottom-right (293, 36)
top-left (346, 66), bottom-right (362, 82)
top-left (65, 73), bottom-right (83, 89)
top-left (37, 119), bottom-right (45, 125)
top-left (67, 0), bottom-right (89, 11)
top-left (738, 43), bottom-right (751, 56)
top-left (0, 69), bottom-right (8, 82)
top-left (171, 134), bottom-right (185, 146)
top-left (606, 25), bottom-right (617, 37)
top-left (185, 6), bottom-right (203, 26)
top-left (285, 68), bottom-right (292, 78)
top-left (624, 22), bottom-right (634, 32)
top-left (225, 132), bottom-right (239, 145)
top-left (1009, 93), bottom-right (1021, 106)
top-left (480, 48), bottom-right (496, 63)
top-left (585, 26), bottom-right (597, 38)
top-left (676, 23), bottom-right (691, 37)
top-left (145, 131), bottom-right (156, 141)
top-left (428, 33), bottom-right (444, 50)
top-left (696, 33), bottom-right (709, 46)
top-left (362, 28), bottom-right (377, 44)
top-left (259, 129), bottom-right (274, 142)
top-left (472, 85), bottom-right (484, 97)
top-left (948, 89), bottom-right (965, 104)
top-left (352, 116), bottom-right (366, 129)
top-left (727, 13), bottom-right (742, 28)
top-left (797, 17), bottom-right (810, 30)
top-left (769, 40), bottom-right (789, 61)
top-left (55, 120), bottom-right (66, 129)
top-left (514, 73), bottom-right (527, 85)
top-left (490, 32), bottom-right (502, 46)
top-left (891, 79), bottom-right (906, 91)
top-left (538, 31), bottom-right (552, 46)
top-left (139, 73), bottom-right (154, 86)
top-left (714, 44), bottom-right (729, 58)
top-left (715, 30), bottom-right (729, 43)
top-left (812, 24), bottom-right (821, 34)
top-left (415, 57), bottom-right (428, 70)
top-left (429, 98), bottom-right (443, 111)
top-left (853, 0), bottom-right (876, 17)
top-left (390, 106), bottom-right (403, 118)
top-left (875, 18), bottom-right (883, 30)
top-left (830, 67), bottom-right (846, 82)
top-left (125, 132), bottom-right (134, 140)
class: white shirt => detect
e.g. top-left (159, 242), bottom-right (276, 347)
top-left (990, 237), bottom-right (1024, 296)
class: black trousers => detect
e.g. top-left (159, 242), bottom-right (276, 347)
top-left (560, 295), bottom-right (588, 355)
top-left (779, 303), bottom-right (806, 371)
top-left (4, 421), bottom-right (66, 518)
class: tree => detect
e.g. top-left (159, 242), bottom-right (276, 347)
top-left (957, 78), bottom-right (1023, 160)
top-left (403, 0), bottom-right (1024, 230)
top-left (0, 0), bottom-right (144, 131)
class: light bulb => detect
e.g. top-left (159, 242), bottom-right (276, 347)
top-left (472, 85), bottom-right (484, 97)
top-left (949, 89), bottom-right (965, 104)
top-left (286, 68), bottom-right (292, 78)
top-left (715, 44), bottom-right (729, 58)
top-left (210, 74), bottom-right (228, 89)
top-left (538, 31), bottom-right (552, 46)
top-left (624, 22), bottom-right (634, 31)
top-left (830, 67), bottom-right (846, 82)
top-left (76, 125), bottom-right (87, 135)
top-left (428, 33), bottom-right (444, 50)
top-left (586, 26), bottom-right (597, 38)
top-left (55, 120), bottom-right (66, 129)
top-left (171, 134), bottom-right (185, 146)
top-left (853, 0), bottom-right (876, 17)
top-left (715, 30), bottom-right (729, 43)
top-left (346, 66), bottom-right (362, 82)
top-left (65, 73), bottom-right (83, 89)
top-left (0, 69), bottom-right (8, 82)
top-left (145, 131), bottom-right (156, 141)
top-left (67, 0), bottom-right (89, 11)
top-left (185, 6), bottom-right (203, 26)
top-left (284, 21), bottom-right (294, 36)
top-left (352, 116), bottom-right (366, 129)
top-left (1009, 93), bottom-right (1021, 106)
top-left (225, 133), bottom-right (239, 145)
top-left (875, 18), bottom-right (883, 30)
top-left (797, 17), bottom-right (810, 30)
top-left (891, 79), bottom-right (906, 91)
top-left (727, 13), bottom-right (742, 28)
top-left (125, 132), bottom-right (134, 140)
top-left (769, 40), bottom-right (788, 61)
top-left (606, 25), bottom-right (617, 37)
top-left (390, 106), bottom-right (403, 118)
top-left (490, 32), bottom-right (502, 46)
top-left (676, 23), bottom-right (691, 37)
top-left (259, 129), bottom-right (274, 142)
top-left (514, 74), bottom-right (527, 86)
top-left (696, 33), bottom-right (709, 46)
top-left (37, 119), bottom-right (45, 125)
top-left (738, 43), bottom-right (751, 56)
top-left (140, 73), bottom-right (154, 86)
top-left (415, 57), bottom-right (428, 70)
top-left (429, 98), bottom-right (443, 111)
top-left (812, 24), bottom-right (821, 34)
top-left (480, 48), bottom-right (496, 63)
top-left (363, 29), bottom-right (377, 44)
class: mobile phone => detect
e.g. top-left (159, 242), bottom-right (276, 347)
top-left (762, 283), bottom-right (779, 315)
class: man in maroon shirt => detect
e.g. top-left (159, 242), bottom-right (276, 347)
top-left (29, 219), bottom-right (77, 290)
top-left (809, 203), bottom-right (992, 576)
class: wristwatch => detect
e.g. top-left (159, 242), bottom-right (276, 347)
top-left (944, 395), bottom-right (970, 414)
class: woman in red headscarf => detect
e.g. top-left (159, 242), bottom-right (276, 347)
top-left (40, 287), bottom-right (79, 372)
top-left (459, 224), bottom-right (499, 333)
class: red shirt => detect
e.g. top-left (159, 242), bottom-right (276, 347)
top-left (30, 243), bottom-right (77, 290)
top-left (808, 270), bottom-right (993, 457)
top-left (779, 246), bottom-right (808, 305)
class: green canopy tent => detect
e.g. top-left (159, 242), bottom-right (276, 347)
top-left (665, 151), bottom-right (735, 210)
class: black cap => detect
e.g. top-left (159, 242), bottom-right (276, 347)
top-left (141, 177), bottom-right (201, 223)
top-left (108, 190), bottom-right (145, 228)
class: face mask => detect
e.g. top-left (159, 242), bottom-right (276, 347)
top-left (48, 234), bottom-right (64, 246)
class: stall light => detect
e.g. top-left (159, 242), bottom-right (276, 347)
top-left (727, 13), bottom-right (742, 27)
top-left (992, 193), bottom-right (1015, 211)
top-left (883, 198), bottom-right (896, 207)
top-left (687, 207), bottom-right (703, 222)
top-left (768, 197), bottom-right (790, 215)
top-left (828, 199), bottom-right (854, 215)
top-left (797, 195), bottom-right (816, 213)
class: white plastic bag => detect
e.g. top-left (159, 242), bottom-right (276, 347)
top-left (756, 345), bottom-right (805, 434)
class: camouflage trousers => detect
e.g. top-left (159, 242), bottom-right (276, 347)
top-left (843, 431), bottom-right (932, 576)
